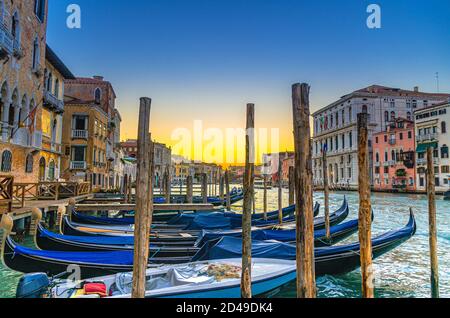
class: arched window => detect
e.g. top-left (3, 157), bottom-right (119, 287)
top-left (48, 160), bottom-right (55, 181)
top-left (1, 150), bottom-right (12, 172)
top-left (441, 121), bottom-right (446, 134)
top-left (32, 37), bottom-right (40, 69)
top-left (376, 153), bottom-right (379, 162)
top-left (441, 145), bottom-right (449, 159)
top-left (39, 157), bottom-right (46, 181)
top-left (94, 88), bottom-right (102, 104)
top-left (362, 105), bottom-right (368, 113)
top-left (46, 72), bottom-right (52, 92)
top-left (25, 154), bottom-right (33, 173)
top-left (11, 11), bottom-right (20, 43)
top-left (390, 111), bottom-right (396, 121)
top-left (391, 150), bottom-right (395, 161)
top-left (384, 111), bottom-right (389, 122)
top-left (54, 78), bottom-right (59, 98)
top-left (348, 107), bottom-right (352, 122)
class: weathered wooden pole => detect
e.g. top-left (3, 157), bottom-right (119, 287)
top-left (225, 170), bottom-right (231, 211)
top-left (288, 166), bottom-right (295, 206)
top-left (263, 175), bottom-right (268, 220)
top-left (292, 83), bottom-right (316, 298)
top-left (357, 113), bottom-right (374, 298)
top-left (219, 172), bottom-right (225, 201)
top-left (123, 173), bottom-right (129, 203)
top-left (132, 97), bottom-right (152, 299)
top-left (165, 167), bottom-right (171, 204)
top-left (128, 175), bottom-right (133, 202)
top-left (322, 148), bottom-right (331, 240)
top-left (426, 146), bottom-right (439, 298)
top-left (241, 103), bottom-right (255, 298)
top-left (67, 198), bottom-right (76, 222)
top-left (186, 175), bottom-right (193, 203)
top-left (278, 155), bottom-right (283, 224)
top-left (202, 173), bottom-right (208, 204)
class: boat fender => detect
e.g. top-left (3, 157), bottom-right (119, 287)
top-left (16, 273), bottom-right (50, 298)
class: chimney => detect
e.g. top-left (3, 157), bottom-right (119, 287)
top-left (93, 75), bottom-right (104, 81)
top-left (414, 86), bottom-right (419, 92)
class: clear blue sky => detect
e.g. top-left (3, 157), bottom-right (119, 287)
top-left (47, 0), bottom-right (450, 146)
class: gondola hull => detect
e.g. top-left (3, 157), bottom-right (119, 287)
top-left (3, 213), bottom-right (415, 280)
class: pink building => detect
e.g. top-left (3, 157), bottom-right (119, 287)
top-left (372, 118), bottom-right (416, 192)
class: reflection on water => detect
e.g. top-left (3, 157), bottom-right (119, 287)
top-left (0, 190), bottom-right (448, 298)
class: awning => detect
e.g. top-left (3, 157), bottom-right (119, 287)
top-left (416, 142), bottom-right (438, 153)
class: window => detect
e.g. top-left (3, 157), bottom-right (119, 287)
top-left (390, 99), bottom-right (395, 108)
top-left (376, 153), bottom-right (380, 162)
top-left (46, 72), bottom-right (53, 92)
top-left (419, 177), bottom-right (424, 187)
top-left (441, 145), bottom-right (449, 159)
top-left (1, 150), bottom-right (12, 172)
top-left (442, 122), bottom-right (447, 134)
top-left (384, 167), bottom-right (389, 174)
top-left (390, 111), bottom-right (396, 121)
top-left (54, 79), bottom-right (59, 98)
top-left (348, 107), bottom-right (352, 122)
top-left (11, 11), bottom-right (20, 43)
top-left (407, 112), bottom-right (412, 120)
top-left (94, 88), bottom-right (102, 104)
top-left (399, 133), bottom-right (403, 140)
top-left (25, 154), bottom-right (33, 173)
top-left (362, 105), bottom-right (368, 114)
top-left (39, 157), bottom-right (46, 181)
top-left (48, 160), bottom-right (55, 181)
top-left (349, 132), bottom-right (352, 148)
top-left (342, 110), bottom-right (345, 126)
top-left (342, 134), bottom-right (345, 149)
top-left (375, 167), bottom-right (380, 174)
top-left (32, 37), bottom-right (40, 70)
top-left (34, 0), bottom-right (46, 22)
top-left (384, 111), bottom-right (389, 122)
top-left (385, 152), bottom-right (388, 161)
top-left (442, 166), bottom-right (450, 173)
top-left (408, 131), bottom-right (412, 139)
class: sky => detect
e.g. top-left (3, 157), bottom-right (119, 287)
top-left (47, 0), bottom-right (450, 164)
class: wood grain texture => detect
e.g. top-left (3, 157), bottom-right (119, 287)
top-left (186, 175), bottom-right (193, 204)
top-left (357, 113), bottom-right (374, 299)
top-left (427, 147), bottom-right (440, 298)
top-left (241, 103), bottom-right (255, 298)
top-left (132, 97), bottom-right (152, 298)
top-left (292, 83), bottom-right (316, 298)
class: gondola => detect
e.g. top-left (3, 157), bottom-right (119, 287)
top-left (193, 211), bottom-right (417, 276)
top-left (61, 199), bottom-right (340, 237)
top-left (20, 259), bottom-right (298, 298)
top-left (69, 191), bottom-right (256, 227)
top-left (35, 212), bottom-right (360, 253)
top-left (1, 212), bottom-right (415, 279)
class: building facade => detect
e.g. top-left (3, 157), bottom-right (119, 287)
top-left (414, 102), bottom-right (450, 193)
top-left (62, 76), bottom-right (119, 190)
top-left (120, 139), bottom-right (138, 158)
top-left (372, 118), bottom-right (416, 192)
top-left (0, 0), bottom-right (48, 183)
top-left (312, 85), bottom-right (450, 188)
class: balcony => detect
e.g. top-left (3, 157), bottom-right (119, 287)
top-left (0, 23), bottom-right (13, 59)
top-left (44, 90), bottom-right (64, 113)
top-left (388, 139), bottom-right (396, 145)
top-left (72, 130), bottom-right (89, 139)
top-left (417, 133), bottom-right (438, 143)
top-left (374, 162), bottom-right (380, 167)
top-left (417, 158), bottom-right (439, 166)
top-left (70, 161), bottom-right (87, 170)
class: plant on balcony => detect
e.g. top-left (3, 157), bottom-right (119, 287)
top-left (396, 169), bottom-right (407, 177)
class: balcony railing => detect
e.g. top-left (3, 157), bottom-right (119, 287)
top-left (417, 133), bottom-right (438, 143)
top-left (44, 90), bottom-right (64, 113)
top-left (388, 139), bottom-right (396, 145)
top-left (72, 130), bottom-right (88, 139)
top-left (417, 158), bottom-right (439, 166)
top-left (70, 161), bottom-right (87, 170)
top-left (0, 23), bottom-right (14, 58)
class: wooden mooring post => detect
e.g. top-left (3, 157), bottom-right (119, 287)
top-left (202, 173), bottom-right (208, 204)
top-left (322, 148), bottom-right (330, 240)
top-left (123, 174), bottom-right (129, 203)
top-left (278, 155), bottom-right (283, 224)
top-left (132, 97), bottom-right (153, 298)
top-left (263, 175), bottom-right (268, 220)
top-left (219, 173), bottom-right (225, 201)
top-left (225, 170), bottom-right (231, 211)
top-left (186, 175), bottom-right (193, 204)
top-left (288, 166), bottom-right (295, 206)
top-left (426, 147), bottom-right (439, 298)
top-left (292, 83), bottom-right (316, 298)
top-left (164, 167), bottom-right (171, 204)
top-left (128, 175), bottom-right (133, 201)
top-left (241, 103), bottom-right (255, 298)
top-left (357, 113), bottom-right (374, 298)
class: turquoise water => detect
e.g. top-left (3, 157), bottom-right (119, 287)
top-left (1, 190), bottom-right (449, 298)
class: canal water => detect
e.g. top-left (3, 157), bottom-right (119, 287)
top-left (0, 190), bottom-right (449, 298)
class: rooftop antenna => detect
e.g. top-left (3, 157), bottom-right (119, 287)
top-left (435, 72), bottom-right (440, 93)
